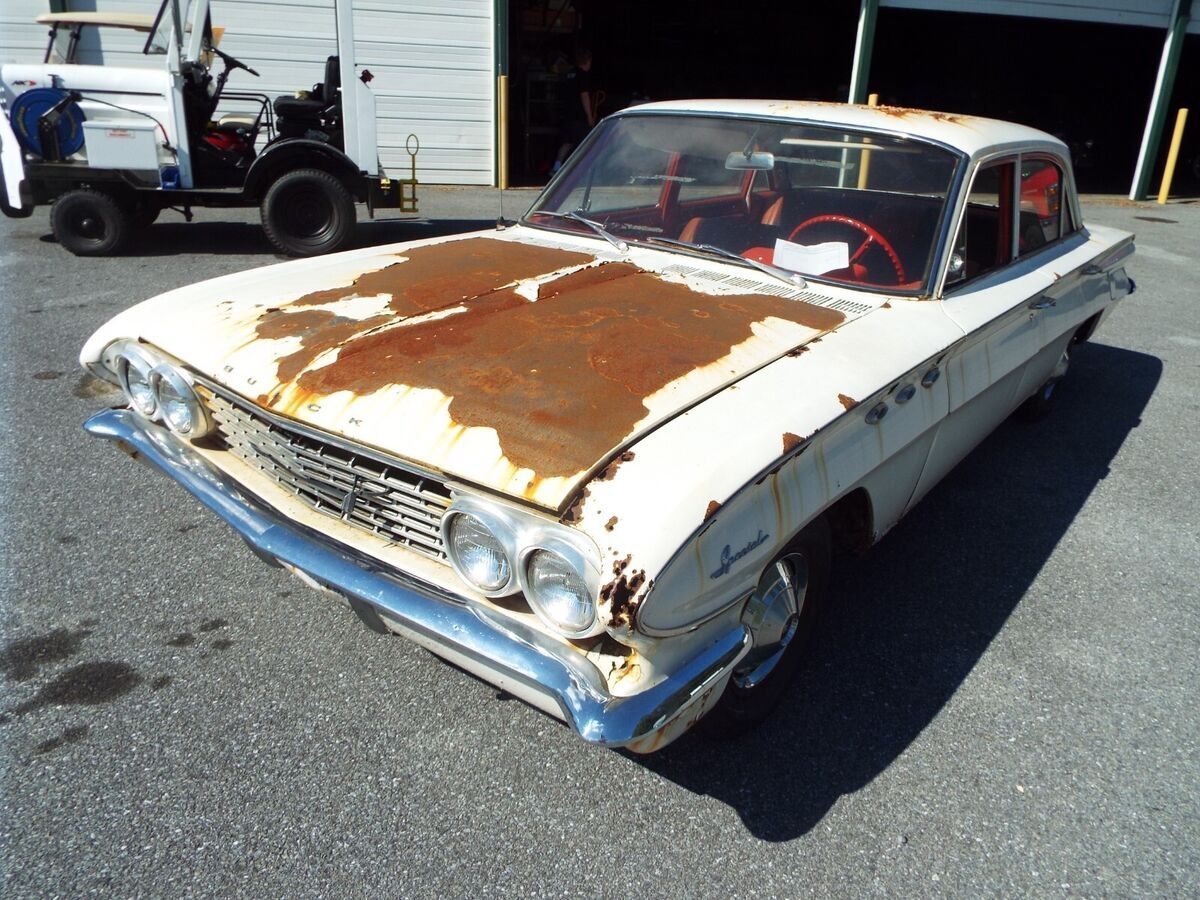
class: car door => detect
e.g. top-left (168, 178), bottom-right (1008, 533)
top-left (907, 155), bottom-right (1058, 508)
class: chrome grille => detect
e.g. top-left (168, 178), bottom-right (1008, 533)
top-left (205, 391), bottom-right (452, 562)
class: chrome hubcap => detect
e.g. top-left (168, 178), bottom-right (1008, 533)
top-left (1042, 348), bottom-right (1070, 400)
top-left (733, 553), bottom-right (808, 689)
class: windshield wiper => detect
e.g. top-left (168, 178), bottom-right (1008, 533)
top-left (526, 210), bottom-right (628, 253)
top-left (641, 236), bottom-right (808, 289)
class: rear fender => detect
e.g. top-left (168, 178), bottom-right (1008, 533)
top-left (243, 139), bottom-right (364, 200)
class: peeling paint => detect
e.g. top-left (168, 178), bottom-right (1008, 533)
top-left (601, 555), bottom-right (649, 628)
top-left (253, 259), bottom-right (843, 483)
top-left (703, 500), bottom-right (722, 522)
top-left (837, 393), bottom-right (857, 410)
top-left (781, 432), bottom-right (804, 453)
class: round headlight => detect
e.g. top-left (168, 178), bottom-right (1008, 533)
top-left (151, 364), bottom-right (211, 439)
top-left (447, 513), bottom-right (512, 593)
top-left (117, 347), bottom-right (159, 419)
top-left (525, 549), bottom-right (595, 636)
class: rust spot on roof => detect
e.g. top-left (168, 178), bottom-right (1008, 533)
top-left (881, 301), bottom-right (892, 309)
top-left (876, 105), bottom-right (969, 125)
top-left (289, 238), bottom-right (594, 315)
top-left (604, 516), bottom-right (618, 532)
top-left (782, 432), bottom-right (804, 453)
top-left (786, 345), bottom-right (809, 357)
top-left (703, 500), bottom-right (722, 522)
top-left (260, 260), bottom-right (845, 480)
top-left (837, 393), bottom-right (856, 410)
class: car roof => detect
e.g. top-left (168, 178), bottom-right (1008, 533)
top-left (623, 99), bottom-right (1066, 159)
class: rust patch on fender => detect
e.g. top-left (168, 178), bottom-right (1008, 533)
top-left (289, 238), bottom-right (594, 315)
top-left (703, 500), bottom-right (722, 522)
top-left (601, 555), bottom-right (648, 628)
top-left (274, 263), bottom-right (843, 478)
top-left (594, 450), bottom-right (636, 482)
top-left (837, 393), bottom-right (856, 410)
top-left (782, 432), bottom-right (804, 453)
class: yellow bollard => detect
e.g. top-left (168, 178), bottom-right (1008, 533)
top-left (497, 75), bottom-right (509, 191)
top-left (1157, 107), bottom-right (1188, 204)
top-left (858, 93), bottom-right (879, 190)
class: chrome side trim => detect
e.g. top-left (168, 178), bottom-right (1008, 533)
top-left (85, 408), bottom-right (750, 749)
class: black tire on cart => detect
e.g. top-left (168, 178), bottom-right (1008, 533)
top-left (700, 515), bottom-right (831, 738)
top-left (129, 203), bottom-right (161, 229)
top-left (260, 168), bottom-right (356, 256)
top-left (50, 188), bottom-right (130, 256)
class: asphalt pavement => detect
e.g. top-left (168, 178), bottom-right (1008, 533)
top-left (1, 190), bottom-right (1197, 897)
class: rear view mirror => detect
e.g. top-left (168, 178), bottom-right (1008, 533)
top-left (725, 151), bottom-right (775, 171)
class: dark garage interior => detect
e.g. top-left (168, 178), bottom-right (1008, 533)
top-left (506, 1), bottom-right (1200, 194)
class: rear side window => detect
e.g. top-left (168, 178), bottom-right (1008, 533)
top-left (1018, 158), bottom-right (1068, 253)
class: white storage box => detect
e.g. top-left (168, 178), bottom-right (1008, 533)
top-left (82, 119), bottom-right (160, 171)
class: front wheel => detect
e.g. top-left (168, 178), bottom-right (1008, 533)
top-left (261, 168), bottom-right (356, 256)
top-left (51, 188), bottom-right (130, 255)
top-left (701, 515), bottom-right (831, 738)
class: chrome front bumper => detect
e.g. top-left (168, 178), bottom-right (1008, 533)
top-left (85, 408), bottom-right (750, 752)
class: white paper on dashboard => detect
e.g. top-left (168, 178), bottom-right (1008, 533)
top-left (773, 238), bottom-right (849, 275)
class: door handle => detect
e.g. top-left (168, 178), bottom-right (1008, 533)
top-left (1028, 296), bottom-right (1056, 310)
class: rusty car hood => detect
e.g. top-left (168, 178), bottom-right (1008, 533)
top-left (92, 232), bottom-right (863, 509)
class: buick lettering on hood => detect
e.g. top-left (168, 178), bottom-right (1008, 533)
top-left (82, 101), bottom-right (1135, 752)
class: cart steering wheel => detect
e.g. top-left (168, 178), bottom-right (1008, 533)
top-left (213, 46), bottom-right (260, 78)
top-left (788, 215), bottom-right (906, 285)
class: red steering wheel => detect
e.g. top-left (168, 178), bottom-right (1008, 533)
top-left (788, 215), bottom-right (907, 285)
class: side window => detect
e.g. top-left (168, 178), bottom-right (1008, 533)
top-left (1018, 158), bottom-right (1066, 253)
top-left (947, 160), bottom-right (1015, 286)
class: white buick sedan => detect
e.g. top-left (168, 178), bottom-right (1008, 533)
top-left (82, 101), bottom-right (1135, 752)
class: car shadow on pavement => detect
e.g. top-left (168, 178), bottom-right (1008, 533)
top-left (36, 218), bottom-right (494, 257)
top-left (636, 341), bottom-right (1161, 842)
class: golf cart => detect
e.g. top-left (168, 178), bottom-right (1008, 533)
top-left (0, 0), bottom-right (418, 256)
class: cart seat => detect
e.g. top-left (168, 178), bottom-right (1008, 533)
top-left (273, 95), bottom-right (327, 119)
top-left (217, 114), bottom-right (257, 128)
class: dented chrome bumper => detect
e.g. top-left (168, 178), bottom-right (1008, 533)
top-left (85, 408), bottom-right (750, 752)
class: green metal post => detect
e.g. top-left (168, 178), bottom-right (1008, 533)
top-left (1130, 0), bottom-right (1193, 200)
top-left (848, 0), bottom-right (879, 104)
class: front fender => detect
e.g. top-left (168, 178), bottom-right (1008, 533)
top-left (1, 110), bottom-right (33, 217)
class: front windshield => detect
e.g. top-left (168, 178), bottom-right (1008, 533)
top-left (526, 114), bottom-right (961, 293)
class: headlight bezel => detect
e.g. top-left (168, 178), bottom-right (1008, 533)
top-left (105, 340), bottom-right (212, 441)
top-left (519, 537), bottom-right (601, 639)
top-left (150, 362), bottom-right (212, 439)
top-left (443, 505), bottom-right (518, 597)
top-left (440, 494), bottom-right (603, 638)
top-left (115, 343), bottom-right (161, 419)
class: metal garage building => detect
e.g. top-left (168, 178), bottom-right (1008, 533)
top-left (0, 0), bottom-right (497, 184)
top-left (1, 1), bottom-right (1196, 193)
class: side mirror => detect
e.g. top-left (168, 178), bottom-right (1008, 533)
top-left (725, 151), bottom-right (775, 171)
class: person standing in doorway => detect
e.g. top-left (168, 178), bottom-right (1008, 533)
top-left (553, 47), bottom-right (596, 173)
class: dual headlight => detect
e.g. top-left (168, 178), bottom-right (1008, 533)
top-left (442, 497), bottom-right (602, 639)
top-left (109, 341), bottom-right (211, 440)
